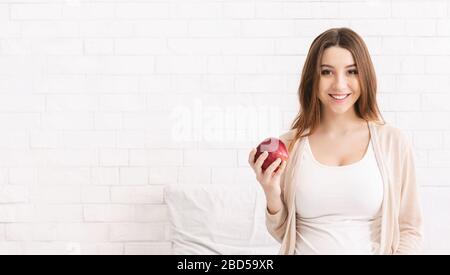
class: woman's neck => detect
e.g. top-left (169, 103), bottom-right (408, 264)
top-left (319, 109), bottom-right (366, 136)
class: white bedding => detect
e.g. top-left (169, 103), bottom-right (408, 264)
top-left (164, 183), bottom-right (280, 255)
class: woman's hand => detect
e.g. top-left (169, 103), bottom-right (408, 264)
top-left (248, 148), bottom-right (287, 204)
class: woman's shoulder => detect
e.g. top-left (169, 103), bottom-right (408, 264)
top-left (278, 129), bottom-right (302, 153)
top-left (279, 129), bottom-right (297, 142)
top-left (370, 121), bottom-right (412, 148)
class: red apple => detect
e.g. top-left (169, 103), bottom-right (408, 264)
top-left (254, 137), bottom-right (289, 173)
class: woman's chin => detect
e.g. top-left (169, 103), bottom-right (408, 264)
top-left (327, 105), bottom-right (353, 115)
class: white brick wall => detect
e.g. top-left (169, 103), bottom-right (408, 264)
top-left (0, 0), bottom-right (448, 255)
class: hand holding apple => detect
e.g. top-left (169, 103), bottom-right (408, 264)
top-left (254, 137), bottom-right (289, 173)
top-left (248, 137), bottom-right (289, 211)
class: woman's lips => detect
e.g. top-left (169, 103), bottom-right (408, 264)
top-left (328, 93), bottom-right (351, 102)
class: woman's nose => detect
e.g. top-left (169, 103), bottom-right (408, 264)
top-left (333, 74), bottom-right (348, 90)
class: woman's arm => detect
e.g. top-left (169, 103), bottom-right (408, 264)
top-left (395, 142), bottom-right (424, 254)
top-left (265, 197), bottom-right (288, 243)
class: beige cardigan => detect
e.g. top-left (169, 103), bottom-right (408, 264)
top-left (265, 121), bottom-right (423, 255)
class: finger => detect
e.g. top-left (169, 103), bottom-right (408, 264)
top-left (264, 158), bottom-right (282, 178)
top-left (274, 160), bottom-right (287, 177)
top-left (248, 148), bottom-right (256, 166)
top-left (254, 151), bottom-right (269, 174)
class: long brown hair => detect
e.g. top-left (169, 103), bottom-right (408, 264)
top-left (288, 27), bottom-right (385, 152)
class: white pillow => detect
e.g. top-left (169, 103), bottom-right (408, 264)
top-left (164, 183), bottom-right (280, 255)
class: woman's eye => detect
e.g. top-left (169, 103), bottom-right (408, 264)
top-left (320, 69), bottom-right (357, 76)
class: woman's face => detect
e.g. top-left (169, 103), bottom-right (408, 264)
top-left (317, 46), bottom-right (361, 116)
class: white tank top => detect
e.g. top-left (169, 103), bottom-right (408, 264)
top-left (295, 136), bottom-right (383, 255)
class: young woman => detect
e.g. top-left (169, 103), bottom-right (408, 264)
top-left (248, 28), bottom-right (423, 255)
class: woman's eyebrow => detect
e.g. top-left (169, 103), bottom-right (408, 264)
top-left (320, 64), bottom-right (357, 68)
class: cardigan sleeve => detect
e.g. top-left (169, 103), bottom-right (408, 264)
top-left (394, 140), bottom-right (424, 254)
top-left (264, 131), bottom-right (293, 243)
top-left (265, 202), bottom-right (289, 243)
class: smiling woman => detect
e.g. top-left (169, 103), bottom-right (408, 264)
top-left (290, 28), bottom-right (382, 146)
top-left (248, 27), bottom-right (423, 255)
top-left (320, 48), bottom-right (359, 107)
